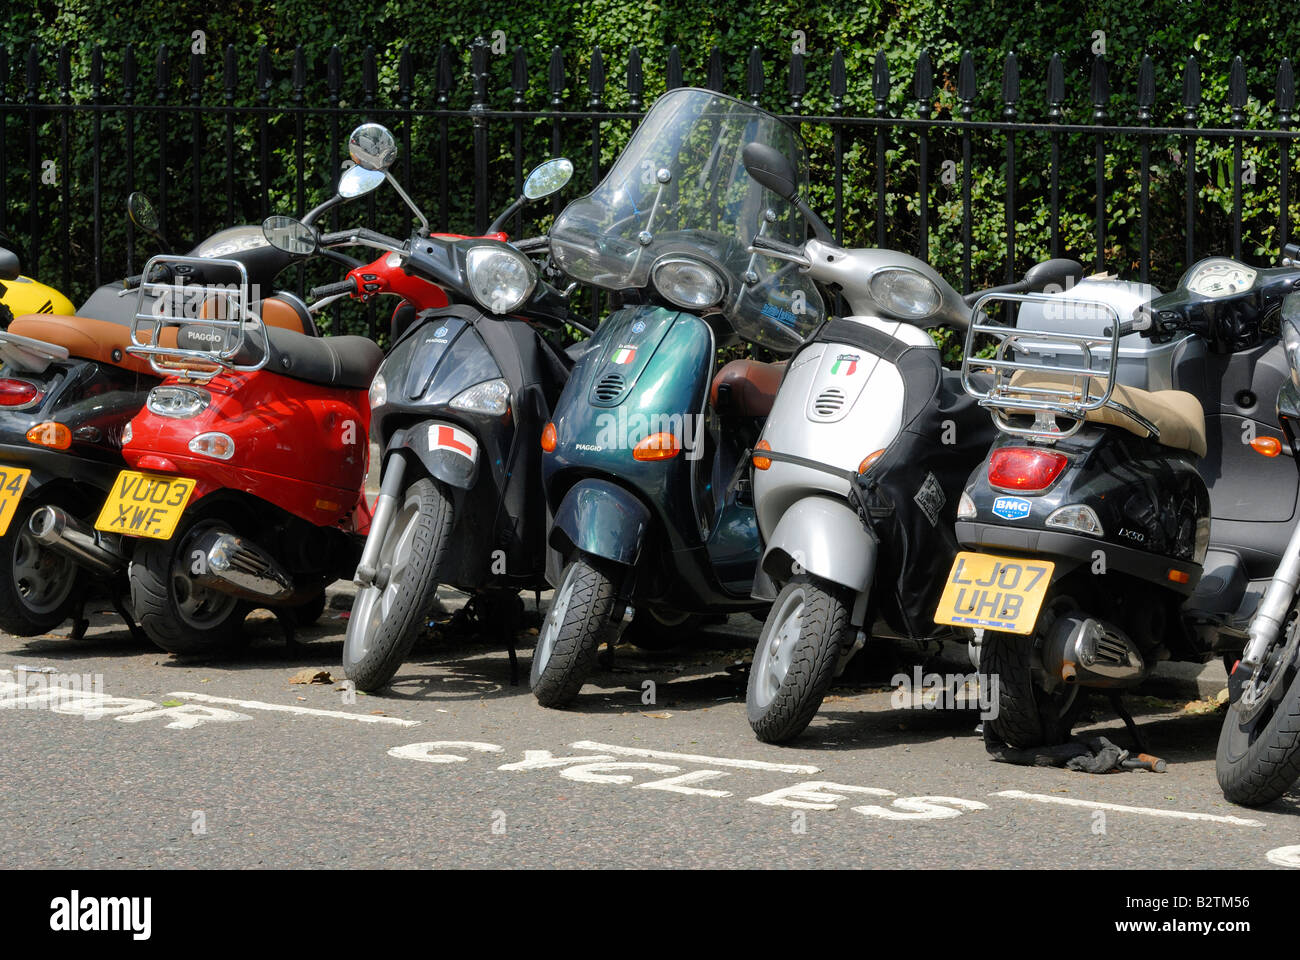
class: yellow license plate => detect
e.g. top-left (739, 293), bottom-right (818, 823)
top-left (933, 551), bottom-right (1055, 635)
top-left (0, 466), bottom-right (32, 535)
top-left (94, 470), bottom-right (196, 540)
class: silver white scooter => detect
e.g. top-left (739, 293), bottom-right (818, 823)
top-left (738, 142), bottom-right (1082, 742)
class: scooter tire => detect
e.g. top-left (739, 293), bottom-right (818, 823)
top-left (979, 631), bottom-right (1046, 749)
top-left (1216, 649), bottom-right (1300, 806)
top-left (746, 576), bottom-right (849, 743)
top-left (292, 590), bottom-right (328, 627)
top-left (530, 557), bottom-right (619, 708)
top-left (129, 521), bottom-right (248, 656)
top-left (343, 477), bottom-right (452, 691)
top-left (0, 494), bottom-right (82, 637)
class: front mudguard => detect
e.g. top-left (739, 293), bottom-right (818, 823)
top-left (755, 496), bottom-right (876, 622)
top-left (549, 478), bottom-right (650, 570)
top-left (385, 420), bottom-right (479, 490)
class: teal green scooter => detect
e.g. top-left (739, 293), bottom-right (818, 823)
top-left (532, 87), bottom-right (825, 706)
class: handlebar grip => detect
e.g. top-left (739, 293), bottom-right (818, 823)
top-left (1284, 242), bottom-right (1300, 263)
top-left (513, 236), bottom-right (550, 253)
top-left (309, 278), bottom-right (356, 300)
top-left (122, 274), bottom-right (143, 290)
top-left (1103, 320), bottom-right (1135, 338)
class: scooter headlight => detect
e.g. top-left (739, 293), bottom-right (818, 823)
top-left (651, 257), bottom-right (725, 310)
top-left (147, 385), bottom-right (210, 419)
top-left (869, 267), bottom-right (941, 320)
top-left (449, 378), bottom-right (510, 416)
top-left (369, 371), bottom-right (387, 410)
top-left (465, 245), bottom-right (537, 315)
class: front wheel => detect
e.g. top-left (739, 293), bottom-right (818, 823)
top-left (343, 477), bottom-right (452, 691)
top-left (1216, 624), bottom-right (1300, 806)
top-left (530, 557), bottom-right (620, 708)
top-left (130, 518), bottom-right (248, 655)
top-left (746, 575), bottom-right (851, 743)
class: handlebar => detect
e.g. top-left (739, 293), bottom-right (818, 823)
top-left (309, 278), bottom-right (357, 300)
top-left (748, 234), bottom-right (810, 265)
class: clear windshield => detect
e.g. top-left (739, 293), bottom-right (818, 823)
top-left (550, 88), bottom-right (824, 352)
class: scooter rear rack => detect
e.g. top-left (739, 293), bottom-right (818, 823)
top-left (127, 255), bottom-right (268, 380)
top-left (960, 291), bottom-right (1157, 442)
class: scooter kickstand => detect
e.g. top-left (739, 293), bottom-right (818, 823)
top-left (108, 594), bottom-right (147, 644)
top-left (507, 639), bottom-right (520, 687)
top-left (273, 608), bottom-right (300, 649)
top-left (1107, 692), bottom-right (1150, 755)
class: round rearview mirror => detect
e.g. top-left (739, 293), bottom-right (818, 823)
top-left (127, 191), bottom-right (161, 234)
top-left (338, 163), bottom-right (386, 199)
top-left (523, 157), bottom-right (575, 201)
top-left (348, 123), bottom-right (398, 171)
top-left (262, 216), bottom-right (317, 255)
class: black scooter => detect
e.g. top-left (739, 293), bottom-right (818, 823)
top-left (333, 124), bottom-right (588, 690)
top-left (939, 252), bottom-right (1300, 783)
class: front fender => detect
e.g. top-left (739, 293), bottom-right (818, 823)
top-left (387, 420), bottom-right (480, 490)
top-left (550, 478), bottom-right (649, 567)
top-left (760, 495), bottom-right (876, 593)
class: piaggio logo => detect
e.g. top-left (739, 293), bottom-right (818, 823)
top-left (830, 353), bottom-right (859, 376)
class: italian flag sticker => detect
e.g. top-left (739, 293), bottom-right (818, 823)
top-left (612, 347), bottom-right (637, 365)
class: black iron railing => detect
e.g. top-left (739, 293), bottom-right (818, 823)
top-left (2, 39), bottom-right (1297, 337)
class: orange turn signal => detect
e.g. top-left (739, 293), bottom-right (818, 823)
top-left (1251, 436), bottom-right (1282, 457)
top-left (858, 448), bottom-right (886, 474)
top-left (540, 421), bottom-right (557, 452)
top-left (752, 439), bottom-right (772, 470)
top-left (633, 432), bottom-right (681, 461)
top-left (26, 421), bottom-right (71, 450)
top-left (1167, 568), bottom-right (1191, 584)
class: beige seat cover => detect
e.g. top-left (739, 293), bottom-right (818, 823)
top-left (1006, 372), bottom-right (1207, 457)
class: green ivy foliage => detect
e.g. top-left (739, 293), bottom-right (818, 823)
top-left (3, 0), bottom-right (1300, 341)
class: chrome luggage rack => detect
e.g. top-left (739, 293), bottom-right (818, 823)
top-left (127, 255), bottom-right (267, 379)
top-left (960, 291), bottom-right (1158, 442)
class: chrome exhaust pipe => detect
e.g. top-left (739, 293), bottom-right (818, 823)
top-left (191, 530), bottom-right (293, 602)
top-left (27, 505), bottom-right (129, 577)
top-left (1042, 615), bottom-right (1145, 688)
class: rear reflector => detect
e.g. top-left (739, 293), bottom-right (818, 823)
top-left (987, 447), bottom-right (1068, 492)
top-left (0, 378), bottom-right (41, 407)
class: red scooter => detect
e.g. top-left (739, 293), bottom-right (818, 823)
top-left (46, 137), bottom-right (454, 654)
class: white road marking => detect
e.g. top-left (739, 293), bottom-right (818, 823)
top-left (570, 740), bottom-right (820, 774)
top-left (637, 770), bottom-right (732, 798)
top-left (498, 750), bottom-right (616, 771)
top-left (1266, 845), bottom-right (1300, 867)
top-left (852, 796), bottom-right (990, 821)
top-left (169, 691), bottom-right (420, 726)
top-left (748, 781), bottom-right (895, 811)
top-left (388, 741), bottom-right (503, 764)
top-left (560, 761), bottom-right (681, 785)
top-left (992, 790), bottom-right (1264, 826)
top-left (116, 704), bottom-right (252, 730)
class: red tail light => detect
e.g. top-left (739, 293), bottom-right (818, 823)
top-left (0, 378), bottom-right (41, 407)
top-left (987, 447), bottom-right (1068, 492)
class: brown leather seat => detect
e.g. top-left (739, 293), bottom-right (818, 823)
top-left (199, 293), bottom-right (315, 335)
top-left (8, 313), bottom-right (169, 378)
top-left (710, 359), bottom-right (786, 418)
top-left (1007, 372), bottom-right (1207, 457)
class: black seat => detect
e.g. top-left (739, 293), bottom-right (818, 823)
top-left (174, 323), bottom-right (382, 390)
top-left (262, 327), bottom-right (383, 390)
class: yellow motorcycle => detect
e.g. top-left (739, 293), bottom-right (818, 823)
top-left (0, 239), bottom-right (75, 326)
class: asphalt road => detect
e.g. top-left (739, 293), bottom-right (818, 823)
top-left (1, 585), bottom-right (1297, 871)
